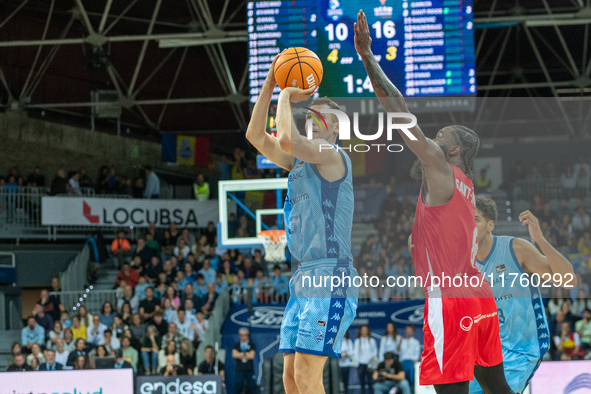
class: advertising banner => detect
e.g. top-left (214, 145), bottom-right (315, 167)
top-left (530, 360), bottom-right (591, 393)
top-left (42, 197), bottom-right (220, 228)
top-left (0, 369), bottom-right (133, 394)
top-left (136, 375), bottom-right (222, 394)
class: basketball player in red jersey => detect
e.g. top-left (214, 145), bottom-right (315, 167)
top-left (355, 10), bottom-right (515, 394)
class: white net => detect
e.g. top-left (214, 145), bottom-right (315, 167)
top-left (258, 230), bottom-right (287, 262)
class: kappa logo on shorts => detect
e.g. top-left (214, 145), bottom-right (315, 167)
top-left (495, 264), bottom-right (507, 273)
top-left (460, 316), bottom-right (473, 331)
top-left (316, 331), bottom-right (324, 341)
top-left (317, 320), bottom-right (326, 327)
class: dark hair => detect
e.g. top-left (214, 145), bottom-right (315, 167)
top-left (475, 195), bottom-right (498, 223)
top-left (384, 352), bottom-right (395, 360)
top-left (101, 301), bottom-right (114, 315)
top-left (273, 265), bottom-right (281, 271)
top-left (205, 345), bottom-right (214, 352)
top-left (144, 165), bottom-right (153, 171)
top-left (585, 308), bottom-right (591, 314)
top-left (310, 96), bottom-right (341, 144)
top-left (450, 125), bottom-right (480, 180)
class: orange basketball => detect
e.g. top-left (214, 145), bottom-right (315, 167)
top-left (274, 47), bottom-right (323, 90)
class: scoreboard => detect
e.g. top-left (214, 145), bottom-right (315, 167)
top-left (247, 0), bottom-right (476, 103)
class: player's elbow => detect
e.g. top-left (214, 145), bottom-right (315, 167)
top-left (278, 134), bottom-right (292, 153)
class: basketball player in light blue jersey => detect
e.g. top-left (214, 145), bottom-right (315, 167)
top-left (246, 53), bottom-right (357, 394)
top-left (469, 195), bottom-right (576, 394)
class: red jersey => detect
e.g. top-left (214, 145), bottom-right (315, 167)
top-left (411, 164), bottom-right (492, 299)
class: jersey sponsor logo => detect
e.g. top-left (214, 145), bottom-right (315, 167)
top-left (460, 316), bottom-right (473, 331)
top-left (289, 193), bottom-right (309, 205)
top-left (317, 320), bottom-right (326, 327)
top-left (288, 171), bottom-right (304, 182)
top-left (495, 264), bottom-right (506, 273)
top-left (316, 331), bottom-right (324, 341)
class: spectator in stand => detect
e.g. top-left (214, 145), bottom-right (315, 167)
top-left (572, 207), bottom-right (591, 234)
top-left (119, 302), bottom-right (133, 326)
top-left (214, 273), bottom-right (228, 294)
top-left (379, 322), bottom-right (402, 361)
top-left (140, 287), bottom-right (159, 320)
top-left (399, 325), bottom-right (421, 390)
top-left (27, 166), bottom-right (45, 187)
top-left (233, 328), bottom-right (257, 394)
top-left (161, 286), bottom-right (181, 310)
top-left (354, 325), bottom-right (378, 394)
top-left (72, 354), bottom-right (90, 370)
top-left (204, 221), bottom-right (217, 246)
top-left (161, 353), bottom-right (187, 376)
top-left (194, 235), bottom-right (211, 258)
top-left (39, 349), bottom-right (63, 371)
top-left (372, 352), bottom-right (411, 394)
top-left (7, 353), bottom-right (33, 372)
top-left (26, 343), bottom-right (45, 366)
top-left (63, 328), bottom-right (76, 352)
top-left (55, 339), bottom-right (69, 367)
top-left (161, 322), bottom-right (184, 351)
top-left (134, 238), bottom-right (154, 267)
top-left (201, 283), bottom-right (218, 317)
top-left (145, 256), bottom-right (163, 284)
top-left (135, 276), bottom-right (151, 301)
top-left (554, 321), bottom-right (585, 360)
top-left (47, 321), bottom-right (63, 350)
top-left (78, 167), bottom-right (93, 189)
top-left (180, 339), bottom-right (196, 373)
top-left (121, 335), bottom-right (138, 371)
top-left (89, 345), bottom-right (109, 368)
top-left (66, 338), bottom-right (87, 367)
top-left (161, 230), bottom-right (176, 261)
top-left (181, 283), bottom-right (202, 312)
top-left (118, 285), bottom-right (140, 313)
top-left (111, 230), bottom-right (132, 258)
top-left (114, 349), bottom-right (134, 370)
top-left (561, 165), bottom-right (578, 195)
top-left (574, 154), bottom-right (591, 179)
top-left (106, 166), bottom-right (119, 194)
top-left (87, 315), bottom-right (108, 346)
top-left (68, 171), bottom-right (82, 196)
top-left (99, 329), bottom-right (121, 354)
top-left (174, 239), bottom-right (190, 261)
top-left (193, 311), bottom-right (208, 341)
top-left (6, 342), bottom-right (21, 368)
top-left (557, 199), bottom-right (574, 219)
top-left (576, 308), bottom-right (591, 352)
top-left (144, 165), bottom-right (160, 199)
top-left (241, 257), bottom-right (257, 280)
top-left (70, 316), bottom-right (87, 341)
top-left (573, 289), bottom-right (591, 317)
top-left (145, 232), bottom-right (161, 257)
top-left (193, 174), bottom-right (210, 201)
top-left (150, 311), bottom-right (168, 337)
top-left (475, 168), bottom-right (492, 193)
top-left (22, 316), bottom-right (45, 354)
top-left (39, 288), bottom-right (61, 323)
top-left (181, 262), bottom-right (197, 287)
top-left (177, 228), bottom-right (197, 248)
top-left (158, 341), bottom-right (181, 371)
top-left (173, 309), bottom-right (194, 342)
top-left (33, 302), bottom-right (54, 337)
top-left (198, 345), bottom-right (225, 384)
top-left (49, 169), bottom-right (68, 196)
top-left (99, 301), bottom-right (116, 328)
top-left (194, 274), bottom-right (208, 298)
top-left (129, 314), bottom-right (146, 342)
top-left (141, 325), bottom-right (162, 375)
top-left (115, 262), bottom-right (139, 289)
top-left (162, 298), bottom-right (176, 323)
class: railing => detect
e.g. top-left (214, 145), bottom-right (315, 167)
top-left (513, 179), bottom-right (590, 202)
top-left (0, 186), bottom-right (133, 239)
top-left (196, 288), bottom-right (230, 370)
top-left (229, 283), bottom-right (290, 305)
top-left (50, 289), bottom-right (118, 314)
top-left (60, 245), bottom-right (90, 294)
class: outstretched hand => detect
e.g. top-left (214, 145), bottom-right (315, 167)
top-left (281, 86), bottom-right (316, 103)
top-left (354, 10), bottom-right (372, 59)
top-left (265, 49), bottom-right (288, 87)
top-left (519, 210), bottom-right (544, 243)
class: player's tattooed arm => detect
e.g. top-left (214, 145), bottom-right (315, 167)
top-left (514, 210), bottom-right (577, 288)
top-left (354, 10), bottom-right (447, 172)
top-left (246, 52), bottom-right (293, 171)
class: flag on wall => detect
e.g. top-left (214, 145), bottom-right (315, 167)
top-left (162, 133), bottom-right (210, 166)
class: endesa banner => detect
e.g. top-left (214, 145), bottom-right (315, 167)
top-left (41, 197), bottom-right (220, 228)
top-left (530, 360), bottom-right (591, 393)
top-left (0, 369), bottom-right (133, 394)
top-left (136, 375), bottom-right (222, 394)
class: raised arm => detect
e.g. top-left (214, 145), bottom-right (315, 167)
top-left (514, 210), bottom-right (577, 287)
top-left (353, 10), bottom-right (448, 171)
top-left (246, 53), bottom-right (293, 171)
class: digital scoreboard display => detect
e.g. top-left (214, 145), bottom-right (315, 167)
top-left (247, 0), bottom-right (475, 103)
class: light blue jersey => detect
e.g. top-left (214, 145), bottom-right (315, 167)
top-left (284, 148), bottom-right (354, 264)
top-left (470, 235), bottom-right (550, 394)
top-left (279, 147), bottom-right (358, 358)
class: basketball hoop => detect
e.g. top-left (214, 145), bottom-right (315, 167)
top-left (257, 230), bottom-right (287, 262)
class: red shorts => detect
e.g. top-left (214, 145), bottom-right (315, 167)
top-left (419, 297), bottom-right (504, 385)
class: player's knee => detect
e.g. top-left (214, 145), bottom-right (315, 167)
top-left (294, 369), bottom-right (315, 391)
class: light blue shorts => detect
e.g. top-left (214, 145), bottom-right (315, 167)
top-left (469, 350), bottom-right (543, 394)
top-left (279, 260), bottom-right (358, 358)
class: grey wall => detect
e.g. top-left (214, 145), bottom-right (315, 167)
top-left (1, 247), bottom-right (80, 287)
